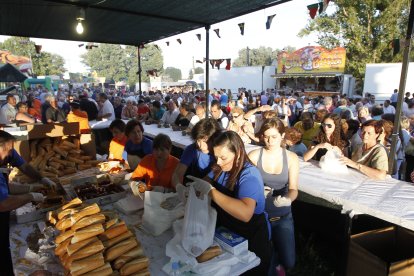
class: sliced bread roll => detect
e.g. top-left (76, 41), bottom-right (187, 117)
top-left (119, 257), bottom-right (149, 276)
top-left (69, 253), bottom-right (105, 276)
top-left (71, 223), bottom-right (104, 244)
top-left (105, 237), bottom-right (138, 262)
top-left (102, 230), bottom-right (134, 248)
top-left (114, 246), bottom-right (145, 270)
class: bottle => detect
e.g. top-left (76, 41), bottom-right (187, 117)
top-left (171, 260), bottom-right (180, 276)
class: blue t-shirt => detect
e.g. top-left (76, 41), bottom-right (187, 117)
top-left (180, 143), bottom-right (215, 178)
top-left (0, 149), bottom-right (25, 202)
top-left (123, 137), bottom-right (153, 159)
top-left (220, 94), bottom-right (228, 107)
top-left (213, 163), bottom-right (265, 215)
top-left (154, 108), bottom-right (165, 121)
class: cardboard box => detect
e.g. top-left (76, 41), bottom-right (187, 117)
top-left (214, 226), bottom-right (248, 255)
top-left (27, 122), bottom-right (79, 139)
top-left (347, 226), bottom-right (414, 276)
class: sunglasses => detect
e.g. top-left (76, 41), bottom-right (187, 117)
top-left (321, 123), bottom-right (333, 128)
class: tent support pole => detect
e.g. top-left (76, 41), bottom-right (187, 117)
top-left (389, 0), bottom-right (414, 174)
top-left (138, 46), bottom-right (142, 95)
top-left (205, 25), bottom-right (210, 118)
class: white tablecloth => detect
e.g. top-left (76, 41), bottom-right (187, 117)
top-left (298, 160), bottom-right (414, 231)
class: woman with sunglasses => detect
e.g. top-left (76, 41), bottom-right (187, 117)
top-left (303, 113), bottom-right (348, 161)
top-left (248, 118), bottom-right (299, 275)
top-left (340, 120), bottom-right (388, 180)
top-left (227, 106), bottom-right (254, 144)
top-left (189, 131), bottom-right (271, 275)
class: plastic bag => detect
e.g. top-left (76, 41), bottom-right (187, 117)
top-left (141, 191), bottom-right (184, 236)
top-left (181, 186), bottom-right (217, 257)
top-left (319, 149), bottom-right (349, 174)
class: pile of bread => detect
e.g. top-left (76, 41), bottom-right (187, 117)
top-left (11, 137), bottom-right (100, 184)
top-left (48, 198), bottom-right (150, 276)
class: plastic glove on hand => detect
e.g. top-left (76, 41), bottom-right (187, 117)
top-left (186, 176), bottom-right (214, 195)
top-left (41, 177), bottom-right (57, 190)
top-left (129, 181), bottom-right (145, 198)
top-left (273, 195), bottom-right (292, 207)
top-left (30, 192), bottom-right (45, 203)
top-left (176, 183), bottom-right (189, 203)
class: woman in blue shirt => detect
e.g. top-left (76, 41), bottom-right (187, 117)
top-left (171, 118), bottom-right (221, 188)
top-left (189, 131), bottom-right (271, 275)
top-left (123, 119), bottom-right (153, 170)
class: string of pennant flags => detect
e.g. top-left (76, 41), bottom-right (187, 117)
top-left (307, 0), bottom-right (330, 19)
top-left (163, 14), bottom-right (276, 46)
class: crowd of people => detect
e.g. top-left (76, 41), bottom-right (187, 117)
top-left (1, 84), bottom-right (414, 275)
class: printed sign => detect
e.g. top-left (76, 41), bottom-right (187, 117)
top-left (277, 46), bottom-right (346, 74)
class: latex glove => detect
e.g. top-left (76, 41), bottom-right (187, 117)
top-left (128, 181), bottom-right (144, 198)
top-left (273, 196), bottom-right (292, 207)
top-left (30, 192), bottom-right (45, 203)
top-left (29, 184), bottom-right (45, 192)
top-left (41, 177), bottom-right (57, 190)
top-left (187, 176), bottom-right (215, 195)
top-left (176, 183), bottom-right (189, 203)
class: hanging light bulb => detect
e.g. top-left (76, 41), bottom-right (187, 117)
top-left (76, 21), bottom-right (84, 34)
top-left (75, 8), bottom-right (86, 35)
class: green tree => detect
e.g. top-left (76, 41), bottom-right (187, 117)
top-left (188, 66), bottom-right (204, 79)
top-left (81, 44), bottom-right (163, 86)
top-left (0, 36), bottom-right (66, 76)
top-left (32, 52), bottom-right (66, 76)
top-left (164, 67), bottom-right (182, 81)
top-left (233, 46), bottom-right (295, 67)
top-left (298, 0), bottom-right (410, 81)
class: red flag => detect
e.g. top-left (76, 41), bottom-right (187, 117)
top-left (307, 3), bottom-right (319, 19)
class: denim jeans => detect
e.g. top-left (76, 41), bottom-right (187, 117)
top-left (268, 212), bottom-right (296, 275)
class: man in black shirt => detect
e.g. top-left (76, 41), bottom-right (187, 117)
top-left (79, 94), bottom-right (98, 121)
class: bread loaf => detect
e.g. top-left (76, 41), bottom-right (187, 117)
top-left (105, 237), bottom-right (138, 262)
top-left (69, 253), bottom-right (105, 276)
top-left (57, 208), bottom-right (78, 220)
top-left (67, 236), bottom-right (99, 256)
top-left (103, 218), bottom-right (119, 229)
top-left (119, 257), bottom-right (149, 276)
top-left (129, 268), bottom-right (150, 276)
top-left (55, 238), bottom-right (71, 256)
top-left (47, 211), bottom-right (57, 225)
top-left (71, 203), bottom-right (100, 223)
top-left (99, 223), bottom-right (128, 241)
top-left (56, 216), bottom-right (76, 231)
top-left (196, 245), bottom-right (222, 263)
top-left (66, 240), bottom-right (105, 266)
top-left (114, 246), bottom-right (144, 270)
top-left (55, 228), bottom-right (75, 244)
top-left (72, 213), bottom-right (105, 231)
top-left (71, 223), bottom-right (104, 244)
top-left (86, 263), bottom-right (113, 276)
top-left (102, 230), bottom-right (134, 248)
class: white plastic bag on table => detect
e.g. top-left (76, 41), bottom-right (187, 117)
top-left (181, 186), bottom-right (217, 257)
top-left (319, 149), bottom-right (349, 174)
top-left (141, 191), bottom-right (184, 236)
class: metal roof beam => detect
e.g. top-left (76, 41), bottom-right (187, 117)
top-left (41, 0), bottom-right (208, 26)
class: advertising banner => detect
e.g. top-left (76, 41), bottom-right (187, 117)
top-left (277, 46), bottom-right (346, 74)
top-left (0, 50), bottom-right (32, 72)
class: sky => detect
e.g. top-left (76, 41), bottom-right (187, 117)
top-left (0, 0), bottom-right (334, 79)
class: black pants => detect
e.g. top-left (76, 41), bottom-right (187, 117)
top-left (405, 155), bottom-right (414, 183)
top-left (0, 211), bottom-right (13, 276)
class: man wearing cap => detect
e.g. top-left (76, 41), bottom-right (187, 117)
top-left (67, 101), bottom-right (90, 134)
